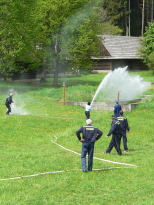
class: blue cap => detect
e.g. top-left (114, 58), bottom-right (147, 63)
top-left (115, 100), bottom-right (119, 103)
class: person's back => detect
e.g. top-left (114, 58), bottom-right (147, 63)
top-left (117, 115), bottom-right (129, 131)
top-left (108, 118), bottom-right (122, 136)
top-left (105, 115), bottom-right (122, 155)
top-left (76, 119), bottom-right (102, 171)
top-left (81, 125), bottom-right (101, 142)
top-left (117, 110), bottom-right (130, 152)
top-left (114, 100), bottom-right (122, 117)
top-left (85, 104), bottom-right (92, 112)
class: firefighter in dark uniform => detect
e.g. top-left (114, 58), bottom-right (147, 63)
top-left (76, 119), bottom-right (103, 172)
top-left (104, 115), bottom-right (122, 155)
top-left (117, 110), bottom-right (130, 152)
top-left (5, 93), bottom-right (14, 115)
top-left (113, 100), bottom-right (122, 117)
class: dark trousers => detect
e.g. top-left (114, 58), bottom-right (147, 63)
top-left (5, 104), bottom-right (11, 115)
top-left (121, 131), bottom-right (128, 151)
top-left (85, 111), bottom-right (90, 119)
top-left (81, 142), bottom-right (94, 171)
top-left (106, 134), bottom-right (122, 155)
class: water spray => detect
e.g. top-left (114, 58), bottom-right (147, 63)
top-left (91, 67), bottom-right (151, 106)
top-left (7, 89), bottom-right (28, 115)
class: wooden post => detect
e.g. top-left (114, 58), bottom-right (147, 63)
top-left (117, 91), bottom-right (121, 102)
top-left (62, 82), bottom-right (66, 106)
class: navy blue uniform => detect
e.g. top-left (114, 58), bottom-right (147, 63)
top-left (5, 95), bottom-right (13, 115)
top-left (114, 104), bottom-right (122, 117)
top-left (106, 119), bottom-right (122, 155)
top-left (117, 115), bottom-right (130, 151)
top-left (76, 125), bottom-right (102, 171)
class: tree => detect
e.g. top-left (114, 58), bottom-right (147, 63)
top-left (147, 52), bottom-right (154, 73)
top-left (37, 0), bottom-right (103, 86)
top-left (126, 0), bottom-right (154, 36)
top-left (97, 3), bottom-right (123, 35)
top-left (102, 0), bottom-right (154, 37)
top-left (102, 0), bottom-right (127, 35)
top-left (140, 22), bottom-right (154, 73)
top-left (2, 0), bottom-right (142, 86)
top-left (0, 0), bottom-right (43, 78)
top-left (0, 0), bottom-right (104, 85)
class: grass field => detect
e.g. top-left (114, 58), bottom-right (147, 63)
top-left (0, 71), bottom-right (154, 205)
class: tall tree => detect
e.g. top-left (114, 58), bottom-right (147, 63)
top-left (101, 0), bottom-right (153, 36)
top-left (139, 22), bottom-right (154, 73)
top-left (126, 0), bottom-right (154, 36)
top-left (0, 0), bottom-right (104, 85)
top-left (37, 0), bottom-right (103, 86)
top-left (0, 0), bottom-right (43, 78)
top-left (102, 0), bottom-right (127, 35)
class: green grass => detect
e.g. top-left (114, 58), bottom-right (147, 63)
top-left (0, 71), bottom-right (154, 205)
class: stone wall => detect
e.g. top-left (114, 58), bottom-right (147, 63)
top-left (66, 101), bottom-right (138, 112)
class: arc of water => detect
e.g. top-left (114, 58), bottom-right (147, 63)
top-left (91, 67), bottom-right (150, 106)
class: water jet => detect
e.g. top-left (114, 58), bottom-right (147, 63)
top-left (91, 67), bottom-right (150, 106)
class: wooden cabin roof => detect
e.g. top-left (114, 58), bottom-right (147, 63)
top-left (94, 35), bottom-right (143, 60)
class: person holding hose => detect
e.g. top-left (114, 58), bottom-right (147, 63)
top-left (85, 102), bottom-right (92, 119)
top-left (5, 93), bottom-right (14, 115)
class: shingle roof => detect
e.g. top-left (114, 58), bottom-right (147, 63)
top-left (95, 35), bottom-right (143, 59)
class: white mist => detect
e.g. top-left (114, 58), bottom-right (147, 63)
top-left (91, 67), bottom-right (151, 104)
top-left (7, 89), bottom-right (28, 115)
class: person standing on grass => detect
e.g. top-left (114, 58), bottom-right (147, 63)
top-left (113, 100), bottom-right (122, 117)
top-left (117, 110), bottom-right (130, 152)
top-left (104, 115), bottom-right (122, 155)
top-left (76, 119), bottom-right (103, 172)
top-left (85, 102), bottom-right (92, 119)
top-left (5, 93), bottom-right (14, 115)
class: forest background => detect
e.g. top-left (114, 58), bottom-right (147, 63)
top-left (1, 0), bottom-right (154, 86)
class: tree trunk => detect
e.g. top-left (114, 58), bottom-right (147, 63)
top-left (141, 0), bottom-right (145, 36)
top-left (4, 76), bottom-right (7, 81)
top-left (40, 64), bottom-right (46, 82)
top-left (53, 70), bottom-right (59, 87)
top-left (151, 0), bottom-right (154, 22)
top-left (52, 59), bottom-right (59, 87)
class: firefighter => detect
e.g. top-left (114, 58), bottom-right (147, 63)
top-left (113, 100), bottom-right (122, 117)
top-left (76, 119), bottom-right (103, 172)
top-left (5, 93), bottom-right (14, 115)
top-left (117, 110), bottom-right (130, 152)
top-left (104, 115), bottom-right (122, 155)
